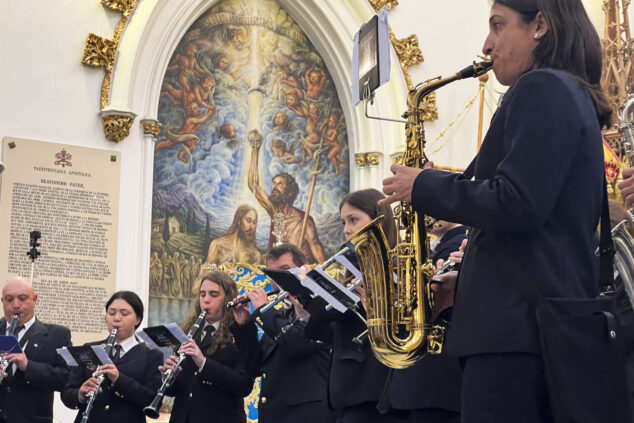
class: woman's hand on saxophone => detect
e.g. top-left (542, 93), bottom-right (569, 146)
top-left (379, 162), bottom-right (433, 206)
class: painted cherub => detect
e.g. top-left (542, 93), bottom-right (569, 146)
top-left (167, 42), bottom-right (205, 91)
top-left (323, 113), bottom-right (347, 176)
top-left (162, 73), bottom-right (216, 112)
top-left (300, 103), bottom-right (321, 166)
top-left (154, 102), bottom-right (215, 165)
top-left (272, 139), bottom-right (297, 164)
top-left (305, 66), bottom-right (326, 100)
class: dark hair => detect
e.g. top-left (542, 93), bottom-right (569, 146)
top-left (494, 0), bottom-right (611, 126)
top-left (267, 243), bottom-right (307, 267)
top-left (339, 188), bottom-right (397, 248)
top-left (105, 291), bottom-right (144, 329)
top-left (272, 173), bottom-right (299, 204)
top-left (183, 271), bottom-right (238, 355)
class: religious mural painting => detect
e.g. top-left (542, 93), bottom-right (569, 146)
top-left (148, 0), bottom-right (350, 328)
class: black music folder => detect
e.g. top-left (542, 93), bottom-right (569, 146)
top-left (57, 345), bottom-right (113, 371)
top-left (137, 323), bottom-right (188, 351)
top-left (262, 268), bottom-right (314, 298)
top-left (263, 267), bottom-right (360, 313)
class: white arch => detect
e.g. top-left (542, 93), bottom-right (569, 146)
top-left (105, 0), bottom-right (408, 306)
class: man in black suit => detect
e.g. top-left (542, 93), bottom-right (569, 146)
top-left (429, 220), bottom-right (468, 266)
top-left (246, 243), bottom-right (336, 423)
top-left (0, 276), bottom-right (71, 423)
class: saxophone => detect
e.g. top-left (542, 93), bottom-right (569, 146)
top-left (348, 61), bottom-right (492, 369)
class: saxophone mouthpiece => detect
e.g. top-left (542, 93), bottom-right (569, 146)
top-left (458, 61), bottom-right (493, 79)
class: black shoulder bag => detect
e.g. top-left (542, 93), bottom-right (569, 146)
top-left (502, 180), bottom-right (631, 422)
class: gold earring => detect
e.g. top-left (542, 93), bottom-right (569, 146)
top-left (534, 33), bottom-right (541, 39)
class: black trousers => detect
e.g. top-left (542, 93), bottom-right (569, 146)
top-left (461, 353), bottom-right (553, 423)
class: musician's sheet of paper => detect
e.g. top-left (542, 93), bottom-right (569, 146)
top-left (0, 137), bottom-right (120, 345)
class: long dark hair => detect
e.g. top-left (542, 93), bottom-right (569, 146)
top-left (182, 271), bottom-right (238, 355)
top-left (339, 188), bottom-right (397, 248)
top-left (494, 0), bottom-right (611, 126)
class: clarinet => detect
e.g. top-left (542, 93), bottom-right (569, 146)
top-left (81, 328), bottom-right (117, 423)
top-left (0, 314), bottom-right (20, 384)
top-left (144, 310), bottom-right (207, 418)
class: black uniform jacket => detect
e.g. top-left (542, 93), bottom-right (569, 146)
top-left (254, 305), bottom-right (336, 423)
top-left (412, 69), bottom-right (604, 356)
top-left (0, 318), bottom-right (71, 423)
top-left (306, 304), bottom-right (391, 412)
top-left (166, 321), bottom-right (259, 423)
top-left (61, 339), bottom-right (163, 423)
top-left (432, 225), bottom-right (468, 265)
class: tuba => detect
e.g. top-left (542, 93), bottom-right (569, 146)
top-left (348, 61), bottom-right (492, 369)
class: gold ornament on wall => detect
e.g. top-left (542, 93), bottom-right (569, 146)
top-left (82, 0), bottom-right (139, 142)
top-left (142, 120), bottom-right (161, 138)
top-left (102, 114), bottom-right (135, 143)
top-left (368, 0), bottom-right (399, 12)
top-left (355, 152), bottom-right (381, 168)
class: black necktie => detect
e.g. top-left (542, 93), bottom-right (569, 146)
top-left (111, 344), bottom-right (122, 362)
top-left (11, 325), bottom-right (24, 337)
top-left (199, 326), bottom-right (215, 347)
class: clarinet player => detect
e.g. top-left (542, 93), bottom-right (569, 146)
top-left (0, 276), bottom-right (71, 423)
top-left (61, 291), bottom-right (163, 423)
top-left (161, 270), bottom-right (259, 423)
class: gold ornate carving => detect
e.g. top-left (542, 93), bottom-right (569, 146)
top-left (391, 152), bottom-right (404, 164)
top-left (142, 120), bottom-right (161, 137)
top-left (368, 0), bottom-right (399, 12)
top-left (82, 34), bottom-right (116, 67)
top-left (388, 28), bottom-right (438, 120)
top-left (355, 153), bottom-right (368, 168)
top-left (355, 153), bottom-right (381, 168)
top-left (390, 31), bottom-right (424, 69)
top-left (83, 0), bottom-right (139, 141)
top-left (366, 152), bottom-right (380, 166)
top-left (101, 0), bottom-right (137, 13)
top-left (102, 114), bottom-right (135, 143)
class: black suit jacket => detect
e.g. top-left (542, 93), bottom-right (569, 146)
top-left (306, 308), bottom-right (391, 412)
top-left (166, 321), bottom-right (259, 423)
top-left (254, 306), bottom-right (336, 423)
top-left (61, 340), bottom-right (163, 423)
top-left (432, 225), bottom-right (468, 265)
top-left (412, 69), bottom-right (604, 356)
top-left (0, 319), bottom-right (71, 423)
